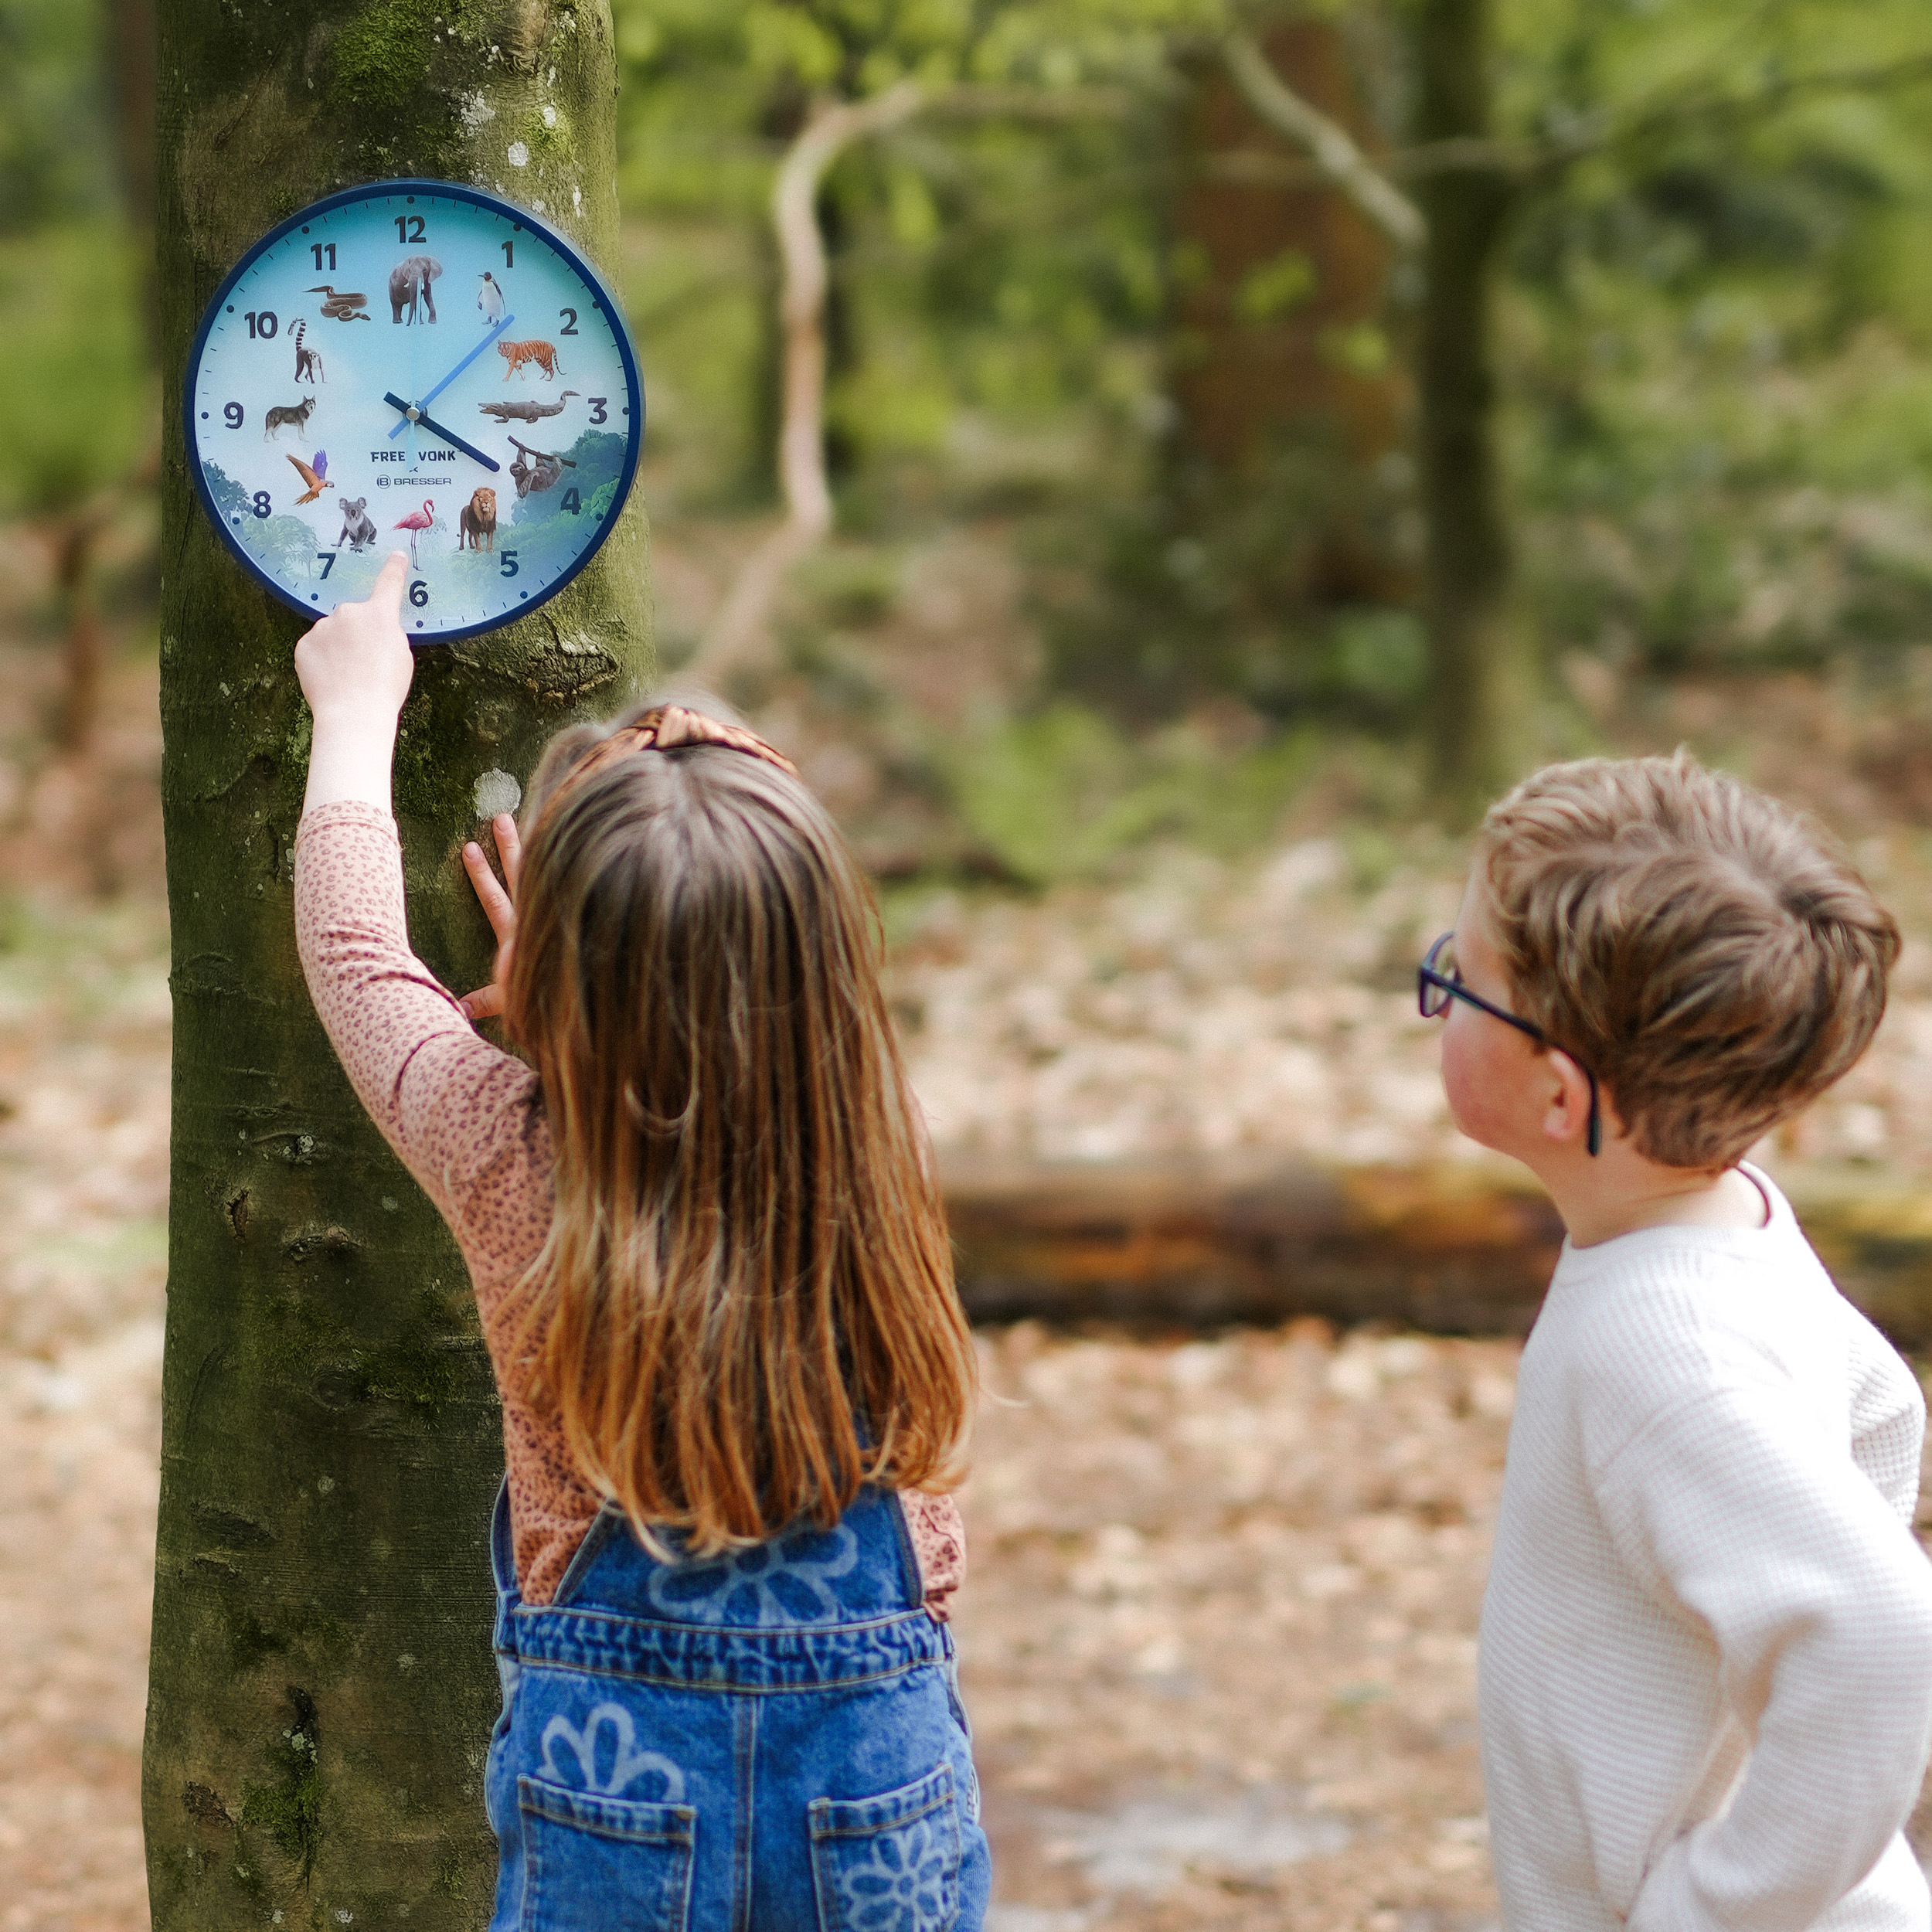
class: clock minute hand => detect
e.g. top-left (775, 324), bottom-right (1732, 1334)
top-left (383, 394), bottom-right (502, 473)
top-left (387, 314), bottom-right (516, 440)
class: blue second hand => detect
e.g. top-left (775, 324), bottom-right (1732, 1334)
top-left (389, 313), bottom-right (516, 441)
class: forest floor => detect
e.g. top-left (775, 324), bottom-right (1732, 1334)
top-left (10, 508), bottom-right (1932, 1929)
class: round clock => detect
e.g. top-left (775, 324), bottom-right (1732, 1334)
top-left (183, 179), bottom-right (645, 646)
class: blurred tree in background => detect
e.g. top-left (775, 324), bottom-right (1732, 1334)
top-left (5, 0), bottom-right (1932, 827)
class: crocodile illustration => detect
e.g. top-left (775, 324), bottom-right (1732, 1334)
top-left (477, 391), bottom-right (580, 425)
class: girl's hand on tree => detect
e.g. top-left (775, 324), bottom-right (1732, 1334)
top-left (457, 811), bottom-right (521, 1020)
top-left (296, 552), bottom-right (417, 813)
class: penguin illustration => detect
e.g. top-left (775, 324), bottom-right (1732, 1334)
top-left (478, 271), bottom-right (505, 323)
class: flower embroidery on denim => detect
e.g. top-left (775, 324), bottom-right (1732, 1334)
top-left (828, 1811), bottom-right (954, 1930)
top-left (539, 1701), bottom-right (685, 1802)
top-left (645, 1521), bottom-right (862, 1626)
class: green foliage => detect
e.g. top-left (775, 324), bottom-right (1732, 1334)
top-left (0, 0), bottom-right (116, 231)
top-left (1495, 0), bottom-right (1932, 670)
top-left (0, 218), bottom-right (149, 516)
top-left (945, 701), bottom-right (1319, 883)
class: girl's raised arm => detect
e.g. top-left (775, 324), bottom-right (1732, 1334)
top-left (294, 549), bottom-right (416, 814)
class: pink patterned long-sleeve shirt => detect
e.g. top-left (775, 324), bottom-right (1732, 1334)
top-left (293, 799), bottom-right (966, 1613)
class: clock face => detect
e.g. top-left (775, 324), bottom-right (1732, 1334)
top-left (184, 180), bottom-right (645, 645)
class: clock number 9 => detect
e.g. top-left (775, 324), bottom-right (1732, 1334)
top-left (245, 311), bottom-right (277, 339)
top-left (410, 580), bottom-right (430, 607)
top-left (251, 491), bottom-right (272, 519)
top-left (223, 402), bottom-right (244, 429)
top-left (395, 215), bottom-right (427, 243)
top-left (498, 550), bottom-right (519, 578)
top-left (559, 308), bottom-right (580, 335)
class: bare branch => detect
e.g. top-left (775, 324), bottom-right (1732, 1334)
top-left (1383, 48), bottom-right (1932, 185)
top-left (1221, 29), bottom-right (1425, 251)
top-left (692, 80), bottom-right (925, 679)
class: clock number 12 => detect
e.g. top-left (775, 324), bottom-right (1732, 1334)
top-left (395, 214), bottom-right (427, 244)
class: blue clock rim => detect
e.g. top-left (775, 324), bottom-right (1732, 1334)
top-left (182, 176), bottom-right (647, 648)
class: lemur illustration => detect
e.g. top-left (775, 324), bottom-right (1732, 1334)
top-left (292, 320), bottom-right (323, 384)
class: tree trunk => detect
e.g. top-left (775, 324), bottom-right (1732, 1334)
top-left (1416, 0), bottom-right (1523, 816)
top-left (144, 4), bottom-right (652, 1924)
top-left (1170, 19), bottom-right (1410, 609)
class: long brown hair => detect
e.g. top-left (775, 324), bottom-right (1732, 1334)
top-left (500, 703), bottom-right (975, 1553)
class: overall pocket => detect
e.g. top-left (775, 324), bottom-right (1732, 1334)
top-left (808, 1763), bottom-right (961, 1932)
top-left (518, 1774), bottom-right (696, 1932)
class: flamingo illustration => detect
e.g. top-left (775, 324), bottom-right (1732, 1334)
top-left (286, 449), bottom-right (328, 505)
top-left (393, 498), bottom-right (435, 566)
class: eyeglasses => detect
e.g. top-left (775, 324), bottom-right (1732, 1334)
top-left (1418, 932), bottom-right (1601, 1157)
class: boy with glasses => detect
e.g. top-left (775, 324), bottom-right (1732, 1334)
top-left (1421, 752), bottom-right (1932, 1932)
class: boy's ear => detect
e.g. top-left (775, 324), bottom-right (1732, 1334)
top-left (1540, 1049), bottom-right (1598, 1152)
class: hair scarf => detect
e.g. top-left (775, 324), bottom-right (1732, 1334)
top-left (536, 706), bottom-right (799, 832)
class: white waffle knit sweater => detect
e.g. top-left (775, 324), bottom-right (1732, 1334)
top-left (1479, 1166), bottom-right (1932, 1932)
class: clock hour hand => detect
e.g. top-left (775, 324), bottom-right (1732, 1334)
top-left (386, 313), bottom-right (515, 440)
top-left (383, 393), bottom-right (502, 473)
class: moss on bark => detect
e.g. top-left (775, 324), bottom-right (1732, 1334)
top-left (144, 1), bottom-right (651, 1923)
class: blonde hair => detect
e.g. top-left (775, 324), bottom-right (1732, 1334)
top-left (499, 703), bottom-right (975, 1553)
top-left (1479, 752), bottom-right (1898, 1169)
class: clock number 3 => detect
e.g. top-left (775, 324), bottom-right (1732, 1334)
top-left (395, 214), bottom-right (427, 243)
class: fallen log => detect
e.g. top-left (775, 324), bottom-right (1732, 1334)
top-left (942, 1158), bottom-right (1932, 1346)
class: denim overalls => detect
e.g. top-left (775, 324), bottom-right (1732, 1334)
top-left (486, 1481), bottom-right (991, 1930)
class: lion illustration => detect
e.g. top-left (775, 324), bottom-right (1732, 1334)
top-left (458, 487), bottom-right (499, 553)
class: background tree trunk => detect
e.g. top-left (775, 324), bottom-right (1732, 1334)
top-left (143, 3), bottom-right (652, 1923)
top-left (1170, 19), bottom-right (1411, 608)
top-left (1416, 0), bottom-right (1524, 815)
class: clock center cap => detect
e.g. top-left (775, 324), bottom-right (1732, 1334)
top-left (406, 405), bottom-right (420, 421)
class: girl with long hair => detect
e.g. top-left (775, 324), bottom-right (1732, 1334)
top-left (294, 555), bottom-right (988, 1930)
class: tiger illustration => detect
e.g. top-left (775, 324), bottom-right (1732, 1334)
top-left (498, 338), bottom-right (563, 382)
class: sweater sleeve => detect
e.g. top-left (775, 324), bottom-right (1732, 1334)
top-left (293, 800), bottom-right (543, 1250)
top-left (1598, 1382), bottom-right (1932, 1932)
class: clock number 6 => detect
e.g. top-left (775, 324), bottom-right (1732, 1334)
top-left (410, 580), bottom-right (430, 607)
top-left (498, 550), bottom-right (519, 578)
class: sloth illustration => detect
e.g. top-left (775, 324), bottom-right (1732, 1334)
top-left (507, 436), bottom-right (577, 499)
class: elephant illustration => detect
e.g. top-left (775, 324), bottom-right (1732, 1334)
top-left (389, 255), bottom-right (443, 325)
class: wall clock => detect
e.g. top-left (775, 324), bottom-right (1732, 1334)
top-left (183, 179), bottom-right (645, 646)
